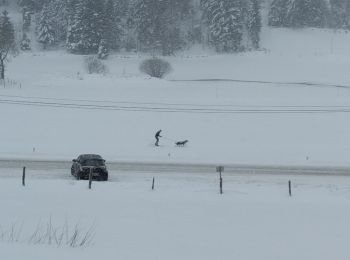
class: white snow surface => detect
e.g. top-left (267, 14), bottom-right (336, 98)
top-left (0, 172), bottom-right (350, 260)
top-left (1, 28), bottom-right (350, 166)
top-left (1, 9), bottom-right (350, 260)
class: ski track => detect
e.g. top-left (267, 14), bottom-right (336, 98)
top-left (169, 78), bottom-right (350, 89)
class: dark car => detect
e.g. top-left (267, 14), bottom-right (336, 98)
top-left (71, 154), bottom-right (108, 181)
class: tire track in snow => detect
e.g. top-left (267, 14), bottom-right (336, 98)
top-left (170, 78), bottom-right (350, 89)
top-left (2, 97), bottom-right (350, 114)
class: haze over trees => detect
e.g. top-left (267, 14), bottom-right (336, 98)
top-left (268, 0), bottom-right (350, 29)
top-left (11, 0), bottom-right (262, 56)
top-left (329, 0), bottom-right (350, 29)
top-left (0, 0), bottom-right (348, 57)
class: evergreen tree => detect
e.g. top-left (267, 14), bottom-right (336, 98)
top-left (104, 0), bottom-right (123, 51)
top-left (134, 0), bottom-right (167, 53)
top-left (19, 0), bottom-right (50, 35)
top-left (246, 0), bottom-right (262, 49)
top-left (160, 0), bottom-right (190, 55)
top-left (114, 0), bottom-right (129, 18)
top-left (202, 0), bottom-right (244, 52)
top-left (18, 0), bottom-right (48, 12)
top-left (186, 5), bottom-right (203, 45)
top-left (0, 10), bottom-right (15, 80)
top-left (285, 0), bottom-right (328, 28)
top-left (83, 0), bottom-right (105, 53)
top-left (49, 0), bottom-right (68, 43)
top-left (18, 0), bottom-right (36, 11)
top-left (66, 0), bottom-right (83, 52)
top-left (306, 0), bottom-right (329, 28)
top-left (36, 3), bottom-right (56, 49)
top-left (269, 0), bottom-right (329, 28)
top-left (22, 7), bottom-right (32, 32)
top-left (268, 0), bottom-right (288, 27)
top-left (134, 0), bottom-right (188, 55)
top-left (330, 0), bottom-right (350, 29)
top-left (66, 0), bottom-right (105, 54)
top-left (161, 27), bottom-right (183, 56)
top-left (117, 0), bottom-right (136, 51)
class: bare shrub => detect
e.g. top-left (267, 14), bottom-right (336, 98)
top-left (140, 57), bottom-right (172, 78)
top-left (84, 56), bottom-right (107, 74)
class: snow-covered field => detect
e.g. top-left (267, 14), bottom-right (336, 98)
top-left (1, 28), bottom-right (350, 166)
top-left (1, 172), bottom-right (350, 260)
top-left (1, 7), bottom-right (350, 260)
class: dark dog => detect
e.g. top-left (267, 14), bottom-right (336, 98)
top-left (175, 140), bottom-right (188, 146)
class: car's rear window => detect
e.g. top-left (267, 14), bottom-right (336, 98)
top-left (81, 159), bottom-right (105, 167)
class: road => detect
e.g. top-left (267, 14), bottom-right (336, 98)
top-left (0, 159), bottom-right (350, 179)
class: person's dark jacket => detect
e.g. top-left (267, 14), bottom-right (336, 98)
top-left (155, 130), bottom-right (162, 138)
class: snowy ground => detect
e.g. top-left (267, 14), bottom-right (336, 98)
top-left (1, 28), bottom-right (350, 166)
top-left (1, 171), bottom-right (350, 260)
top-left (1, 9), bottom-right (350, 259)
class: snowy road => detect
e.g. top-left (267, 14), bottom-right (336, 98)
top-left (1, 159), bottom-right (350, 179)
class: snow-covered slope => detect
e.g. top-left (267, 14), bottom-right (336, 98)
top-left (1, 5), bottom-right (350, 260)
top-left (1, 26), bottom-right (350, 166)
top-left (1, 3), bottom-right (350, 166)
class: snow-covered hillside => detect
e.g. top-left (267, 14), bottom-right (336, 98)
top-left (1, 3), bottom-right (350, 260)
top-left (1, 25), bottom-right (350, 166)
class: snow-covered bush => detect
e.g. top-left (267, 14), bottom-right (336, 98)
top-left (84, 56), bottom-right (107, 74)
top-left (139, 58), bottom-right (172, 78)
top-left (97, 39), bottom-right (109, 59)
top-left (20, 33), bottom-right (31, 51)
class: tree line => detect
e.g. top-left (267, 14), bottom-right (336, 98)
top-left (0, 0), bottom-right (349, 68)
top-left (269, 0), bottom-right (350, 29)
top-left (12, 0), bottom-right (262, 57)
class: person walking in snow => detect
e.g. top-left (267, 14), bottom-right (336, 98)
top-left (155, 130), bottom-right (162, 146)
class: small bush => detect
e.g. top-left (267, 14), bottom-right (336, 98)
top-left (97, 39), bottom-right (109, 60)
top-left (140, 58), bottom-right (172, 78)
top-left (20, 33), bottom-right (31, 51)
top-left (84, 56), bottom-right (107, 74)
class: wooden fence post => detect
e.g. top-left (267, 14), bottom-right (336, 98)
top-left (289, 180), bottom-right (292, 197)
top-left (89, 168), bottom-right (93, 189)
top-left (216, 166), bottom-right (224, 195)
top-left (22, 167), bottom-right (26, 186)
top-left (220, 177), bottom-right (223, 194)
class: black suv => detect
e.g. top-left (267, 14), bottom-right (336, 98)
top-left (71, 154), bottom-right (108, 181)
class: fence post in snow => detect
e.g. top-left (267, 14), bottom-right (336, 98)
top-left (89, 168), bottom-right (93, 189)
top-left (289, 180), bottom-right (292, 197)
top-left (152, 177), bottom-right (155, 190)
top-left (22, 167), bottom-right (26, 186)
top-left (216, 166), bottom-right (224, 195)
top-left (220, 177), bottom-right (223, 194)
